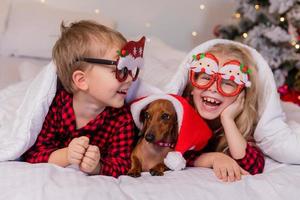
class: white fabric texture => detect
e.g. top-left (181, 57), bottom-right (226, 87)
top-left (0, 62), bottom-right (57, 161)
top-left (164, 39), bottom-right (300, 164)
top-left (0, 158), bottom-right (300, 200)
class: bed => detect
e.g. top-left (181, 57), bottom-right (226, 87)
top-left (1, 0), bottom-right (300, 200)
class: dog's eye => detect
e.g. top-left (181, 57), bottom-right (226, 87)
top-left (161, 113), bottom-right (170, 120)
top-left (144, 111), bottom-right (150, 119)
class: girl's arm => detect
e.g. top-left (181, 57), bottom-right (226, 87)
top-left (220, 92), bottom-right (247, 159)
top-left (221, 117), bottom-right (247, 159)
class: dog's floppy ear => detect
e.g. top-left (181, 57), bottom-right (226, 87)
top-left (139, 104), bottom-right (149, 123)
top-left (138, 105), bottom-right (149, 137)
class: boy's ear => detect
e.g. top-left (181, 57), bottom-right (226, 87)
top-left (72, 70), bottom-right (88, 91)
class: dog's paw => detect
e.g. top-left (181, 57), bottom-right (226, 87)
top-left (149, 169), bottom-right (164, 176)
top-left (127, 170), bottom-right (141, 177)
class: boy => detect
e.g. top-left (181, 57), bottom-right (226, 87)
top-left (23, 20), bottom-right (145, 177)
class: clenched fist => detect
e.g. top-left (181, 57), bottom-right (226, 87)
top-left (80, 145), bottom-right (101, 174)
top-left (67, 136), bottom-right (89, 165)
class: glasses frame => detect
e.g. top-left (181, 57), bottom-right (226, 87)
top-left (189, 70), bottom-right (244, 97)
top-left (76, 57), bottom-right (140, 82)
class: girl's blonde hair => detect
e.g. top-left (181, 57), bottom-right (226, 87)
top-left (183, 43), bottom-right (259, 152)
top-left (52, 20), bottom-right (126, 93)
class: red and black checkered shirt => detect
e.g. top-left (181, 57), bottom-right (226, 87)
top-left (185, 142), bottom-right (265, 175)
top-left (23, 89), bottom-right (135, 177)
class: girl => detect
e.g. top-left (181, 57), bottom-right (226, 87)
top-left (182, 43), bottom-right (264, 182)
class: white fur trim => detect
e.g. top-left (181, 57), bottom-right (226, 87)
top-left (164, 151), bottom-right (186, 171)
top-left (131, 94), bottom-right (184, 132)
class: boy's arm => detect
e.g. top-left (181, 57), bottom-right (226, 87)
top-left (23, 94), bottom-right (63, 164)
top-left (48, 147), bottom-right (69, 167)
top-left (99, 117), bottom-right (135, 178)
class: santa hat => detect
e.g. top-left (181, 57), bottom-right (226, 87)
top-left (130, 94), bottom-right (212, 171)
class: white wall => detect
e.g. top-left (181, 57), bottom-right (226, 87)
top-left (32, 0), bottom-right (237, 51)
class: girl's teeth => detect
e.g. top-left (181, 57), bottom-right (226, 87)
top-left (203, 97), bottom-right (221, 104)
top-left (203, 97), bottom-right (220, 104)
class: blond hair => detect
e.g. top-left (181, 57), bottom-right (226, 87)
top-left (52, 20), bottom-right (126, 93)
top-left (183, 43), bottom-right (259, 152)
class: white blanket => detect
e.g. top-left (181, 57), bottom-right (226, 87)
top-left (0, 158), bottom-right (299, 200)
top-left (0, 62), bottom-right (57, 160)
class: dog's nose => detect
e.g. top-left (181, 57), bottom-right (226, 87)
top-left (145, 133), bottom-right (155, 143)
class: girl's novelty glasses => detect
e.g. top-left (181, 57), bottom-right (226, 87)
top-left (189, 52), bottom-right (252, 97)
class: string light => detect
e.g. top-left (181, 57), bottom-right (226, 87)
top-left (295, 44), bottom-right (300, 49)
top-left (145, 22), bottom-right (151, 28)
top-left (200, 4), bottom-right (205, 10)
top-left (291, 40), bottom-right (297, 46)
top-left (255, 4), bottom-right (260, 10)
top-left (280, 17), bottom-right (285, 22)
top-left (94, 9), bottom-right (100, 14)
top-left (192, 31), bottom-right (197, 37)
top-left (234, 12), bottom-right (241, 19)
top-left (242, 33), bottom-right (248, 38)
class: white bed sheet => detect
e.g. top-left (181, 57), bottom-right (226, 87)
top-left (0, 158), bottom-right (299, 200)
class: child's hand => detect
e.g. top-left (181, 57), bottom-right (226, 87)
top-left (221, 91), bottom-right (245, 121)
top-left (67, 136), bottom-right (89, 165)
top-left (212, 152), bottom-right (249, 182)
top-left (80, 145), bottom-right (101, 174)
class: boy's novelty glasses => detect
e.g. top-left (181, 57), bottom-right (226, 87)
top-left (76, 57), bottom-right (139, 82)
top-left (189, 53), bottom-right (252, 97)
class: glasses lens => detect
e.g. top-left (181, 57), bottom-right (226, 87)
top-left (194, 73), bottom-right (213, 86)
top-left (219, 79), bottom-right (239, 94)
top-left (116, 67), bottom-right (128, 81)
top-left (130, 67), bottom-right (139, 81)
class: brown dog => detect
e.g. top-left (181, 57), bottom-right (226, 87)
top-left (128, 99), bottom-right (178, 177)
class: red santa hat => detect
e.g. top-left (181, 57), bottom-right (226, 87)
top-left (130, 94), bottom-right (212, 171)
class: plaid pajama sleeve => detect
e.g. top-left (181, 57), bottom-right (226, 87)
top-left (235, 143), bottom-right (265, 175)
top-left (99, 119), bottom-right (135, 178)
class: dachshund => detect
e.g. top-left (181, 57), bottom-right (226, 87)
top-left (128, 99), bottom-right (178, 177)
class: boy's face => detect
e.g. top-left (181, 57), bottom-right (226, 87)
top-left (82, 45), bottom-right (133, 108)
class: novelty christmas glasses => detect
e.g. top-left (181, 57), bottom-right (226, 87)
top-left (188, 53), bottom-right (252, 97)
top-left (76, 36), bottom-right (145, 82)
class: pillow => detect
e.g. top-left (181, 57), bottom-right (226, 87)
top-left (18, 61), bottom-right (44, 81)
top-left (140, 36), bottom-right (186, 88)
top-left (0, 0), bottom-right (116, 59)
top-left (0, 0), bottom-right (11, 34)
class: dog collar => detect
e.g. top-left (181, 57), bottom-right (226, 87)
top-left (155, 141), bottom-right (176, 148)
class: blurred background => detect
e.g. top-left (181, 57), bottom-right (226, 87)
top-left (0, 0), bottom-right (299, 105)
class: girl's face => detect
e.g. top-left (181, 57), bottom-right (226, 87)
top-left (191, 52), bottom-right (239, 120)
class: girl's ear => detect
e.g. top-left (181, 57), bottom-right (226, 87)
top-left (72, 70), bottom-right (88, 91)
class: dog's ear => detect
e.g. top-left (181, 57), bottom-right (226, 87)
top-left (139, 105), bottom-right (149, 123)
top-left (138, 105), bottom-right (149, 137)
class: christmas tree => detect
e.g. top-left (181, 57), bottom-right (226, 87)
top-left (215, 0), bottom-right (300, 104)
